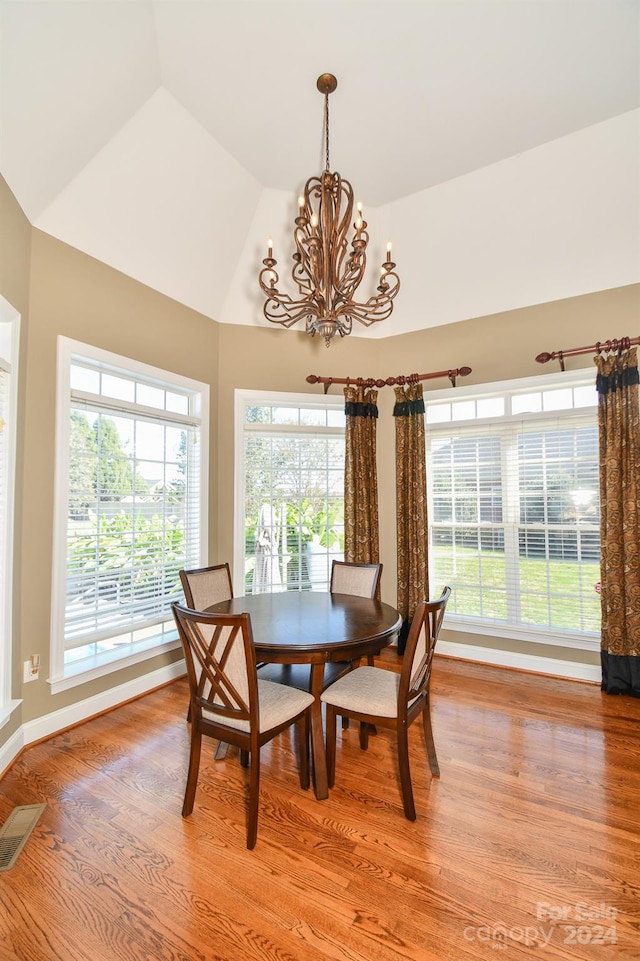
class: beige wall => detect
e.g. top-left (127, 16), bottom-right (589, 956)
top-left (2, 170), bottom-right (640, 752)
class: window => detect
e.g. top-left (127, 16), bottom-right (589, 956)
top-left (235, 391), bottom-right (345, 594)
top-left (426, 370), bottom-right (600, 649)
top-left (51, 339), bottom-right (208, 690)
top-left (0, 296), bottom-right (20, 727)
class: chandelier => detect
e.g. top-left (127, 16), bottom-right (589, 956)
top-left (259, 73), bottom-right (400, 347)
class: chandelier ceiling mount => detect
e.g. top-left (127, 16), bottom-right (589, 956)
top-left (259, 73), bottom-right (400, 347)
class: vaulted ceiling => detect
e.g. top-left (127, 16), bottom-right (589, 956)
top-left (2, 1), bottom-right (639, 336)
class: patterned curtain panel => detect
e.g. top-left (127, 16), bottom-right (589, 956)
top-left (394, 382), bottom-right (429, 655)
top-left (343, 385), bottom-right (379, 566)
top-left (596, 347), bottom-right (640, 696)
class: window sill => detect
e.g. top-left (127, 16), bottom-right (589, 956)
top-left (0, 699), bottom-right (22, 731)
top-left (48, 636), bottom-right (181, 694)
top-left (444, 615), bottom-right (600, 653)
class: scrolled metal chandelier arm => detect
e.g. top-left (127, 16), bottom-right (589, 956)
top-left (258, 264), bottom-right (318, 330)
top-left (259, 73), bottom-right (400, 346)
top-left (340, 265), bottom-right (401, 328)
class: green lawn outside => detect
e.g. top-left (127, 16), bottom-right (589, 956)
top-left (432, 545), bottom-right (600, 632)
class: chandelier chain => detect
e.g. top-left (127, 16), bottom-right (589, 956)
top-left (324, 91), bottom-right (330, 172)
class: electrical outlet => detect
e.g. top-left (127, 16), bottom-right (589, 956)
top-left (23, 655), bottom-right (40, 683)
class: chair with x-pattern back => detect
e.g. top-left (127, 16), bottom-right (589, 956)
top-left (321, 587), bottom-right (451, 821)
top-left (172, 603), bottom-right (314, 849)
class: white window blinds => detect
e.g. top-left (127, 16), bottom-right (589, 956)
top-left (238, 392), bottom-right (345, 594)
top-left (52, 341), bottom-right (208, 681)
top-left (426, 372), bottom-right (601, 647)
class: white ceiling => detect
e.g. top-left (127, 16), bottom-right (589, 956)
top-left (1, 0), bottom-right (639, 334)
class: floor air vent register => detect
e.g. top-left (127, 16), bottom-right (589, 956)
top-left (0, 803), bottom-right (46, 871)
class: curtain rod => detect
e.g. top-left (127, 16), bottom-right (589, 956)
top-left (306, 367), bottom-right (472, 395)
top-left (536, 337), bottom-right (639, 372)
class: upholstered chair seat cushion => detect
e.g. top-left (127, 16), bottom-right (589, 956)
top-left (321, 665), bottom-right (408, 718)
top-left (203, 679), bottom-right (314, 733)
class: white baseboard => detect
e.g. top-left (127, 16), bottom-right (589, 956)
top-left (0, 725), bottom-right (24, 781)
top-left (0, 661), bottom-right (186, 778)
top-left (437, 640), bottom-right (601, 683)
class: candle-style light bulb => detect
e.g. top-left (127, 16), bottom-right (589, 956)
top-left (310, 214), bottom-right (318, 229)
top-left (386, 241), bottom-right (392, 261)
top-left (355, 201), bottom-right (363, 230)
top-left (267, 238), bottom-right (273, 258)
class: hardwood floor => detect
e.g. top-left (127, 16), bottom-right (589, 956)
top-left (1, 651), bottom-right (639, 961)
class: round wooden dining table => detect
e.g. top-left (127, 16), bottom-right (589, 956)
top-left (205, 591), bottom-right (402, 800)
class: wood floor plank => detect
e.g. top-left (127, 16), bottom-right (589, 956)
top-left (1, 651), bottom-right (639, 960)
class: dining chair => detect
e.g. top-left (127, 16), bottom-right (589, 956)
top-left (172, 603), bottom-right (314, 849)
top-left (332, 559), bottom-right (383, 670)
top-left (329, 560), bottom-right (382, 599)
top-left (179, 563), bottom-right (234, 749)
top-left (320, 586), bottom-right (451, 821)
top-left (330, 560), bottom-right (384, 732)
top-left (179, 562), bottom-right (234, 611)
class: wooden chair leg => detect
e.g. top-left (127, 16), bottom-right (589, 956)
top-left (422, 698), bottom-right (440, 777)
top-left (363, 653), bottom-right (378, 737)
top-left (359, 721), bottom-right (369, 750)
top-left (246, 749), bottom-right (260, 850)
top-left (240, 749), bottom-right (249, 768)
top-left (296, 712), bottom-right (311, 790)
top-left (397, 723), bottom-right (416, 821)
top-left (325, 706), bottom-right (337, 788)
top-left (182, 726), bottom-right (202, 818)
top-left (186, 702), bottom-right (192, 723)
top-left (342, 657), bottom-right (364, 728)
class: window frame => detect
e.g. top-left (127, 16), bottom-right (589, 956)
top-left (234, 389), bottom-right (346, 595)
top-left (50, 337), bottom-right (209, 693)
top-left (424, 367), bottom-right (601, 652)
top-left (0, 296), bottom-right (20, 729)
